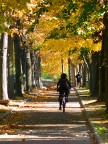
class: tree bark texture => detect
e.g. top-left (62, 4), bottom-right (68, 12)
top-left (26, 49), bottom-right (32, 92)
top-left (2, 32), bottom-right (9, 100)
top-left (90, 52), bottom-right (99, 97)
top-left (82, 63), bottom-right (87, 87)
top-left (14, 33), bottom-right (22, 96)
top-left (70, 63), bottom-right (76, 87)
top-left (8, 35), bottom-right (15, 98)
top-left (102, 13), bottom-right (108, 111)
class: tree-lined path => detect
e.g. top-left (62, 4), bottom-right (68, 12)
top-left (0, 88), bottom-right (95, 144)
top-left (0, 1), bottom-right (108, 143)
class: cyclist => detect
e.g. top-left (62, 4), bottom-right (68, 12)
top-left (57, 73), bottom-right (71, 102)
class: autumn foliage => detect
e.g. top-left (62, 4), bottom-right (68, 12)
top-left (0, 0), bottom-right (106, 75)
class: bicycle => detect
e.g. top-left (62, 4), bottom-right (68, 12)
top-left (59, 93), bottom-right (67, 113)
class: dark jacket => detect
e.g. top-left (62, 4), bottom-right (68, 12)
top-left (76, 73), bottom-right (82, 82)
top-left (57, 78), bottom-right (71, 91)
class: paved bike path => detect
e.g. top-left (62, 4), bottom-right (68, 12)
top-left (0, 88), bottom-right (94, 144)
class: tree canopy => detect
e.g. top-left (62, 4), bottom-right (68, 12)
top-left (0, 0), bottom-right (107, 76)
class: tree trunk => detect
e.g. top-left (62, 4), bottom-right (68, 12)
top-left (90, 52), bottom-right (99, 97)
top-left (70, 63), bottom-right (76, 87)
top-left (101, 13), bottom-right (108, 111)
top-left (82, 63), bottom-right (87, 87)
top-left (8, 35), bottom-right (15, 98)
top-left (26, 49), bottom-right (32, 92)
top-left (68, 57), bottom-right (71, 83)
top-left (35, 50), bottom-right (42, 88)
top-left (83, 57), bottom-right (90, 88)
top-left (31, 51), bottom-right (36, 88)
top-left (98, 50), bottom-right (105, 101)
top-left (2, 32), bottom-right (9, 100)
top-left (21, 43), bottom-right (27, 94)
top-left (0, 33), bottom-right (9, 101)
top-left (14, 33), bottom-right (22, 96)
top-left (0, 34), bottom-right (2, 100)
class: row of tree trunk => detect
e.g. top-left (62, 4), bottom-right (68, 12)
top-left (68, 13), bottom-right (108, 112)
top-left (68, 37), bottom-right (108, 113)
top-left (0, 33), bottom-right (41, 101)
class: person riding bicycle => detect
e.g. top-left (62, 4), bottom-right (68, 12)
top-left (57, 73), bottom-right (71, 102)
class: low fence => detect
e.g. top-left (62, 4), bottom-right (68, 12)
top-left (42, 80), bottom-right (57, 87)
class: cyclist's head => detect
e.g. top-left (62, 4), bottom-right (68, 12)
top-left (61, 73), bottom-right (67, 78)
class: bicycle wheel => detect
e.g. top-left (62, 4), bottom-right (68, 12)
top-left (63, 101), bottom-right (65, 113)
top-left (59, 99), bottom-right (62, 110)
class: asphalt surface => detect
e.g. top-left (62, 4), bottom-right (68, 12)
top-left (0, 88), bottom-right (95, 144)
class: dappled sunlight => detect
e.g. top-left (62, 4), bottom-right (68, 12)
top-left (0, 88), bottom-right (95, 143)
top-left (76, 88), bottom-right (90, 95)
top-left (0, 124), bottom-right (91, 140)
top-left (79, 94), bottom-right (90, 97)
top-left (91, 120), bottom-right (108, 125)
top-left (82, 99), bottom-right (97, 105)
top-left (10, 101), bottom-right (83, 113)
